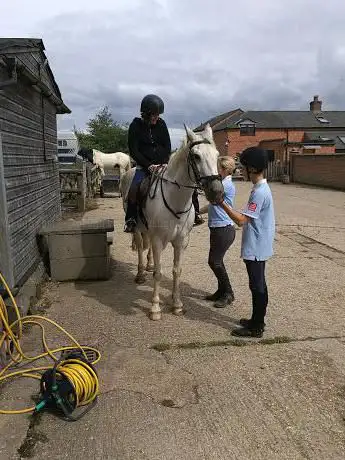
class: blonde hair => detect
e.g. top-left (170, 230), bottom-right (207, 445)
top-left (218, 156), bottom-right (236, 175)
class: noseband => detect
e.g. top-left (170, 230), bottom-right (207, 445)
top-left (187, 139), bottom-right (221, 188)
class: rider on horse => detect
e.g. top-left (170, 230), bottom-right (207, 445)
top-left (124, 94), bottom-right (172, 233)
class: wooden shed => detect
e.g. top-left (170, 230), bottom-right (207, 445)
top-left (0, 38), bottom-right (70, 292)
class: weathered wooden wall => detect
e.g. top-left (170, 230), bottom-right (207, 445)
top-left (0, 54), bottom-right (61, 289)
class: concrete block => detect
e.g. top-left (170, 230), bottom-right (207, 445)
top-left (40, 218), bottom-right (114, 236)
top-left (39, 218), bottom-right (115, 282)
top-left (48, 233), bottom-right (108, 260)
top-left (50, 256), bottom-right (111, 281)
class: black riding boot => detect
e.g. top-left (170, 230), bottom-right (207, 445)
top-left (124, 200), bottom-right (138, 233)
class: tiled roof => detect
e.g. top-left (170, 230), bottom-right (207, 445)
top-left (213, 110), bottom-right (345, 131)
top-left (194, 108), bottom-right (243, 132)
top-left (304, 130), bottom-right (345, 149)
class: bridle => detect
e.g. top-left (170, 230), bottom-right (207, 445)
top-left (147, 138), bottom-right (222, 220)
top-left (187, 139), bottom-right (222, 189)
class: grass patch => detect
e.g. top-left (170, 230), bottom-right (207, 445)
top-left (151, 335), bottom-right (295, 352)
top-left (260, 336), bottom-right (294, 345)
top-left (151, 343), bottom-right (172, 352)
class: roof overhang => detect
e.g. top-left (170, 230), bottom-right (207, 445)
top-left (0, 39), bottom-right (71, 114)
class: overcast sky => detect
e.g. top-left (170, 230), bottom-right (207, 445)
top-left (2, 0), bottom-right (345, 147)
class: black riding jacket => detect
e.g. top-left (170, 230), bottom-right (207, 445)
top-left (127, 117), bottom-right (171, 171)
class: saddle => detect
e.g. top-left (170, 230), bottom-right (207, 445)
top-left (137, 175), bottom-right (152, 210)
top-left (136, 169), bottom-right (163, 229)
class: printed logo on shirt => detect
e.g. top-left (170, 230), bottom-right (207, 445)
top-left (247, 202), bottom-right (257, 212)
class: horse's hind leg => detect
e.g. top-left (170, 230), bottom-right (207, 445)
top-left (134, 232), bottom-right (146, 284)
top-left (150, 238), bottom-right (163, 321)
top-left (172, 240), bottom-right (185, 316)
top-left (146, 244), bottom-right (154, 272)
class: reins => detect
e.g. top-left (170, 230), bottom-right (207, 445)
top-left (146, 139), bottom-right (221, 220)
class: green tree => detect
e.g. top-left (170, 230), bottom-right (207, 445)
top-left (75, 106), bottom-right (129, 153)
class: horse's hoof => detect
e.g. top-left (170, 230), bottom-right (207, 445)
top-left (149, 311), bottom-right (162, 321)
top-left (146, 264), bottom-right (154, 272)
top-left (135, 274), bottom-right (146, 284)
top-left (173, 308), bottom-right (185, 316)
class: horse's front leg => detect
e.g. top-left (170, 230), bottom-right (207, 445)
top-left (172, 239), bottom-right (185, 316)
top-left (150, 238), bottom-right (163, 320)
top-left (134, 232), bottom-right (146, 284)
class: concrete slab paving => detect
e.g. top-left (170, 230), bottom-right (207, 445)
top-left (17, 340), bottom-right (345, 460)
top-left (1, 182), bottom-right (345, 459)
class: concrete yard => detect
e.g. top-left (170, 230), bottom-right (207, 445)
top-left (1, 181), bottom-right (345, 459)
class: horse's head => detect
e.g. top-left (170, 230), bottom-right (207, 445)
top-left (78, 148), bottom-right (94, 164)
top-left (184, 124), bottom-right (224, 204)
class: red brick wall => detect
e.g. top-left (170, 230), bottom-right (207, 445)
top-left (230, 129), bottom-right (305, 157)
top-left (291, 154), bottom-right (345, 190)
top-left (213, 127), bottom-right (336, 159)
top-left (259, 139), bottom-right (286, 162)
top-left (213, 130), bottom-right (230, 155)
top-left (213, 128), bottom-right (305, 157)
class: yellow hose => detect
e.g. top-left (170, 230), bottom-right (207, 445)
top-left (0, 271), bottom-right (101, 415)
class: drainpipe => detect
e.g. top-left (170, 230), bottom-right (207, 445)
top-left (285, 128), bottom-right (289, 174)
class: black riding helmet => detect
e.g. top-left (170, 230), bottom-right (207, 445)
top-left (240, 147), bottom-right (268, 172)
top-left (140, 94), bottom-right (164, 115)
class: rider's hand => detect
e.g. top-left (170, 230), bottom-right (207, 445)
top-left (148, 164), bottom-right (166, 173)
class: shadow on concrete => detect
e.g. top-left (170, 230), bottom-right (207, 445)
top-left (74, 257), bottom-right (239, 331)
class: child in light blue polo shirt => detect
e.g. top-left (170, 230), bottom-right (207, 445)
top-left (199, 156), bottom-right (237, 308)
top-left (214, 147), bottom-right (275, 338)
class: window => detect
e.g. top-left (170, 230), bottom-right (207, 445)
top-left (58, 140), bottom-right (68, 146)
top-left (239, 124), bottom-right (256, 136)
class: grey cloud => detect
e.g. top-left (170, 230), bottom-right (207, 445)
top-left (28, 0), bottom-right (345, 139)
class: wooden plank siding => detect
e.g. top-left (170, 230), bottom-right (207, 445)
top-left (0, 60), bottom-right (61, 288)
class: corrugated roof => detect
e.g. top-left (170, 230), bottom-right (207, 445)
top-left (213, 110), bottom-right (345, 131)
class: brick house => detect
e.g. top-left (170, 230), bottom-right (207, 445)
top-left (195, 96), bottom-right (345, 176)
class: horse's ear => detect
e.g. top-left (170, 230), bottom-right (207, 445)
top-left (184, 124), bottom-right (197, 143)
top-left (203, 123), bottom-right (213, 142)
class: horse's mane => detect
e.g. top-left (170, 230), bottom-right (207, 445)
top-left (167, 131), bottom-right (215, 169)
top-left (167, 137), bottom-right (188, 169)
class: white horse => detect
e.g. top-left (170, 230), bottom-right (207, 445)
top-left (79, 149), bottom-right (131, 196)
top-left (120, 124), bottom-right (223, 320)
top-left (78, 148), bottom-right (131, 178)
top-left (93, 150), bottom-right (131, 177)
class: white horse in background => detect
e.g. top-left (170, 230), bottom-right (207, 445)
top-left (79, 148), bottom-right (131, 178)
top-left (93, 150), bottom-right (131, 178)
top-left (120, 124), bottom-right (224, 320)
top-left (79, 148), bottom-right (131, 196)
